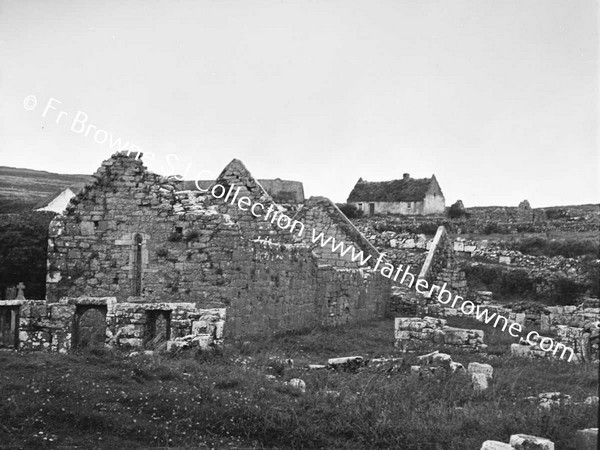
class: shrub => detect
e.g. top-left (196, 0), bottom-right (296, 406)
top-left (183, 229), bottom-right (199, 242)
top-left (167, 232), bottom-right (182, 242)
top-left (156, 247), bottom-right (169, 258)
top-left (499, 269), bottom-right (535, 296)
top-left (581, 257), bottom-right (600, 298)
top-left (447, 201), bottom-right (466, 219)
top-left (482, 222), bottom-right (508, 235)
top-left (510, 237), bottom-right (599, 259)
top-left (464, 265), bottom-right (534, 298)
top-left (336, 203), bottom-right (363, 219)
top-left (548, 277), bottom-right (588, 305)
top-left (545, 208), bottom-right (569, 220)
top-left (413, 222), bottom-right (440, 235)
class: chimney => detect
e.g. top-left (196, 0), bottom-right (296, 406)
top-left (403, 173), bottom-right (410, 180)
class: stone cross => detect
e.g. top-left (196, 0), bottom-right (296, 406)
top-left (16, 282), bottom-right (26, 300)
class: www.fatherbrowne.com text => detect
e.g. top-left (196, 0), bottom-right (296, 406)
top-left (196, 180), bottom-right (575, 362)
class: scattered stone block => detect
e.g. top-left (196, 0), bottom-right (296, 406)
top-left (287, 378), bottom-right (306, 393)
top-left (450, 361), bottom-right (466, 374)
top-left (538, 392), bottom-right (572, 410)
top-left (418, 350), bottom-right (450, 365)
top-left (472, 373), bottom-right (489, 392)
top-left (575, 428), bottom-right (598, 450)
top-left (327, 356), bottom-right (365, 370)
top-left (468, 362), bottom-right (494, 379)
top-left (480, 441), bottom-right (515, 450)
top-left (410, 365), bottom-right (422, 376)
top-left (509, 434), bottom-right (554, 450)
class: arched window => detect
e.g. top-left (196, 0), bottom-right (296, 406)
top-left (133, 234), bottom-right (143, 296)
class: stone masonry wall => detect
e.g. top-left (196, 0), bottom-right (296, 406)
top-left (0, 297), bottom-right (225, 352)
top-left (394, 316), bottom-right (486, 352)
top-left (45, 153), bottom-right (390, 338)
top-left (294, 196), bottom-right (381, 269)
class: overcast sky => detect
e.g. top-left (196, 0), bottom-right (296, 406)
top-left (0, 0), bottom-right (598, 207)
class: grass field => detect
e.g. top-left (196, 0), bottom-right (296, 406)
top-left (0, 317), bottom-right (598, 449)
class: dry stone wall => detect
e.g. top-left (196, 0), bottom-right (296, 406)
top-left (394, 316), bottom-right (486, 352)
top-left (434, 297), bottom-right (599, 362)
top-left (0, 297), bottom-right (225, 352)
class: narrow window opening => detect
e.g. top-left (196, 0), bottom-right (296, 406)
top-left (133, 234), bottom-right (143, 296)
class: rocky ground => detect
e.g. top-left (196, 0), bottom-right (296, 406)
top-left (0, 316), bottom-right (597, 449)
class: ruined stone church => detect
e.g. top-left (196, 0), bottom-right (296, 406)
top-left (1, 152), bottom-right (391, 351)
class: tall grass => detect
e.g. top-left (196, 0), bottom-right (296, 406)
top-left (0, 318), bottom-right (597, 449)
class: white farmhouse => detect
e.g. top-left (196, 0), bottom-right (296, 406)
top-left (347, 173), bottom-right (445, 216)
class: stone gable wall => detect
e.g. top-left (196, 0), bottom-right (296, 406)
top-left (45, 153), bottom-right (390, 338)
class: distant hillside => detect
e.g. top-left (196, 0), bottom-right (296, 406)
top-left (0, 166), bottom-right (93, 214)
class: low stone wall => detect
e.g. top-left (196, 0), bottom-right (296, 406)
top-left (0, 297), bottom-right (225, 353)
top-left (434, 298), bottom-right (599, 362)
top-left (435, 298), bottom-right (599, 331)
top-left (353, 219), bottom-right (594, 290)
top-left (0, 299), bottom-right (75, 352)
top-left (394, 316), bottom-right (486, 352)
top-left (112, 302), bottom-right (225, 349)
top-left (389, 286), bottom-right (427, 316)
top-left (553, 323), bottom-right (599, 362)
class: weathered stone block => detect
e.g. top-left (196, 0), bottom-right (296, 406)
top-left (509, 434), bottom-right (554, 450)
top-left (468, 362), bottom-right (493, 379)
top-left (576, 428), bottom-right (598, 450)
top-left (472, 373), bottom-right (489, 392)
top-left (480, 441), bottom-right (514, 450)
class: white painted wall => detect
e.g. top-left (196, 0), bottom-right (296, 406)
top-left (352, 194), bottom-right (445, 216)
top-left (35, 188), bottom-right (76, 213)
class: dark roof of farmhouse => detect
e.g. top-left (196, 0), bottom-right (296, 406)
top-left (347, 176), bottom-right (438, 202)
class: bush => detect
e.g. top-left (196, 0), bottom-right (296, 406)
top-left (183, 229), bottom-right (199, 242)
top-left (413, 222), bottom-right (440, 235)
top-left (336, 203), bottom-right (363, 219)
top-left (464, 265), bottom-right (534, 298)
top-left (510, 237), bottom-right (599, 259)
top-left (581, 257), bottom-right (600, 298)
top-left (447, 201), bottom-right (466, 219)
top-left (167, 232), bottom-right (182, 242)
top-left (549, 277), bottom-right (588, 305)
top-left (482, 222), bottom-right (509, 235)
top-left (545, 208), bottom-right (569, 220)
top-left (156, 247), bottom-right (169, 258)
